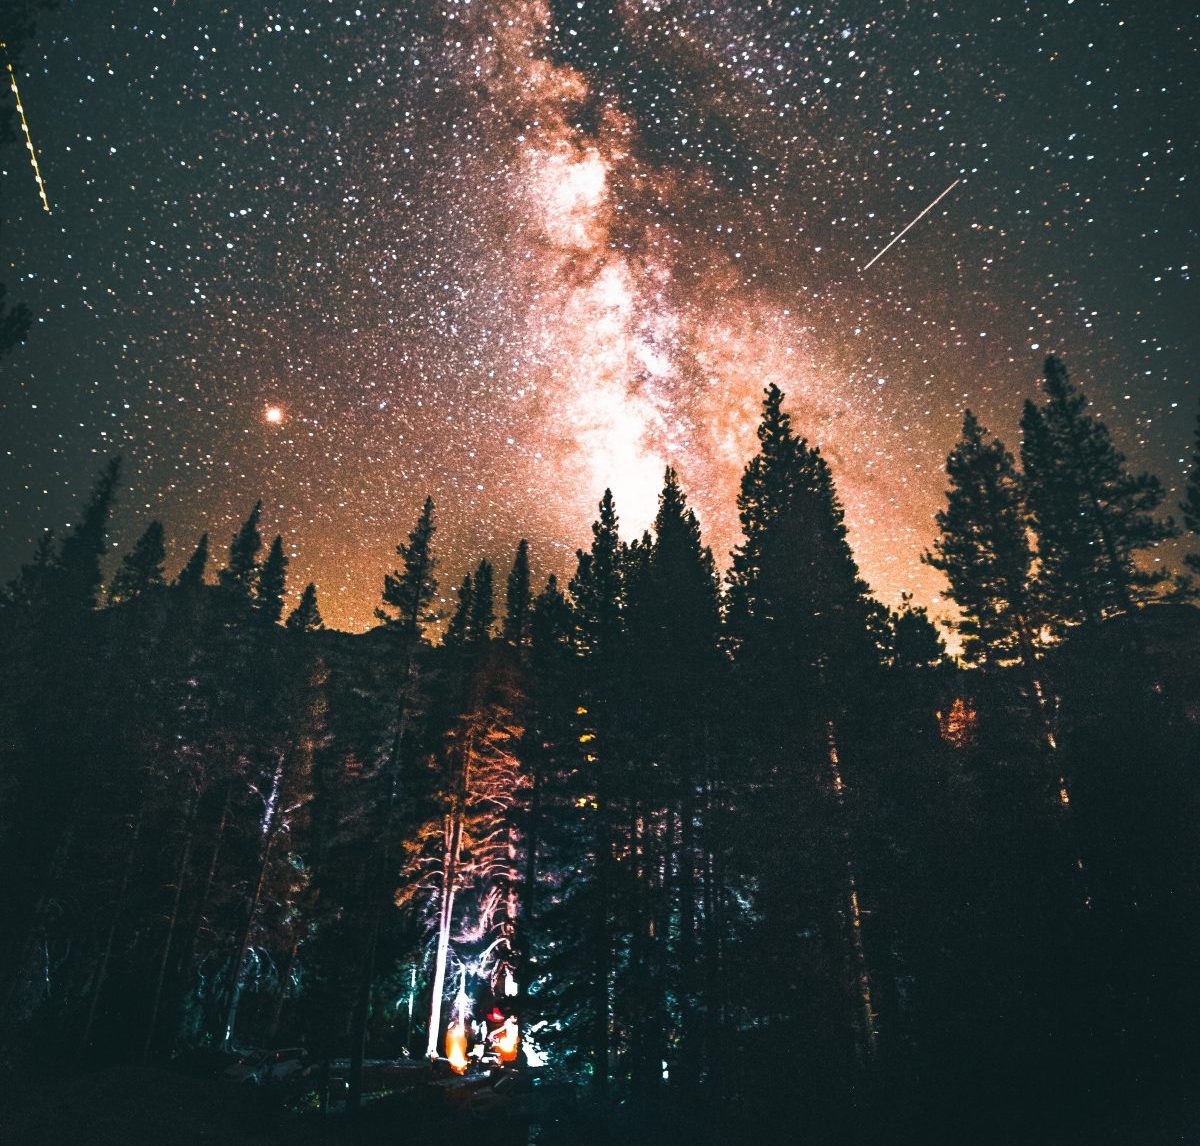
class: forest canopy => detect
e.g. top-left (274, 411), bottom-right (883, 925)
top-left (2, 362), bottom-right (1199, 1145)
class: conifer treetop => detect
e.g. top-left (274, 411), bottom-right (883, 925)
top-left (377, 496), bottom-right (441, 636)
top-left (219, 500), bottom-right (264, 598)
top-left (286, 582), bottom-right (323, 631)
top-left (108, 519), bottom-right (166, 606)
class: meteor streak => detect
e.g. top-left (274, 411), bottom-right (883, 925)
top-left (2, 44), bottom-right (51, 214)
top-left (859, 178), bottom-right (960, 273)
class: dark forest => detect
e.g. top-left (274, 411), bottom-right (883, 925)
top-left (3, 361), bottom-right (1200, 1145)
top-left (4, 2), bottom-right (1200, 1143)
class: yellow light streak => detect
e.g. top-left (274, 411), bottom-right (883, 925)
top-left (2, 44), bottom-right (50, 214)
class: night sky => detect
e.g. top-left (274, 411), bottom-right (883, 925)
top-left (2, 1), bottom-right (1197, 631)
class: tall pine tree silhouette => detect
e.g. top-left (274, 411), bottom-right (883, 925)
top-left (731, 386), bottom-right (880, 1065)
top-left (469, 558), bottom-right (495, 642)
top-left (107, 520), bottom-right (166, 606)
top-left (726, 385), bottom-right (803, 634)
top-left (925, 411), bottom-right (1041, 667)
top-left (286, 582), bottom-right (323, 631)
top-left (503, 539), bottom-right (532, 646)
top-left (376, 497), bottom-right (440, 635)
top-left (55, 456), bottom-right (122, 615)
top-left (1021, 356), bottom-right (1174, 626)
top-left (626, 467), bottom-right (720, 1090)
top-left (256, 535), bottom-right (288, 623)
top-left (446, 572), bottom-right (474, 646)
top-left (218, 501), bottom-right (263, 601)
top-left (175, 532), bottom-right (209, 591)
top-left (571, 489), bottom-right (623, 661)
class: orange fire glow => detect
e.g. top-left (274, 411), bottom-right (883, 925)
top-left (494, 1016), bottom-right (519, 1063)
top-left (446, 1021), bottom-right (468, 1073)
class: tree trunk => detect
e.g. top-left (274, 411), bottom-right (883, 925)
top-left (0, 798), bottom-right (81, 1029)
top-left (266, 938), bottom-right (299, 1043)
top-left (349, 649), bottom-right (416, 1109)
top-left (425, 726), bottom-right (474, 1059)
top-left (701, 778), bottom-right (724, 1093)
top-left (347, 904), bottom-right (381, 1111)
top-left (143, 779), bottom-right (202, 1059)
top-left (675, 776), bottom-right (698, 1089)
top-left (1014, 620), bottom-right (1093, 908)
top-left (514, 733), bottom-right (544, 1010)
top-left (592, 798), bottom-right (613, 1095)
top-left (824, 718), bottom-right (878, 1063)
top-left (80, 803), bottom-right (144, 1050)
top-left (220, 754), bottom-right (285, 1048)
top-left (173, 780), bottom-right (232, 1006)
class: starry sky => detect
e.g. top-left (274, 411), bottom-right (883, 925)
top-left (2, 1), bottom-right (1197, 631)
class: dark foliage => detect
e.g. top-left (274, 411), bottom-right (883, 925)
top-left (0, 360), bottom-right (1197, 1146)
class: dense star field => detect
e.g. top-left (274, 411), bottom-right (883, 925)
top-left (2, 1), bottom-right (1197, 629)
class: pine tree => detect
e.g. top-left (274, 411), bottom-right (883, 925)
top-left (891, 598), bottom-right (945, 671)
top-left (469, 559), bottom-right (495, 642)
top-left (56, 457), bottom-right (122, 614)
top-left (557, 490), bottom-right (628, 1091)
top-left (647, 468), bottom-right (718, 656)
top-left (286, 582), bottom-right (323, 631)
top-left (219, 501), bottom-right (263, 600)
top-left (415, 652), bottom-right (525, 1060)
top-left (108, 520), bottom-right (166, 606)
top-left (623, 467), bottom-right (721, 1088)
top-left (445, 573), bottom-right (474, 646)
top-left (0, 459), bottom-right (121, 1032)
top-left (1182, 403), bottom-right (1200, 575)
top-left (503, 539), bottom-right (532, 646)
top-left (570, 490), bottom-right (623, 660)
top-left (936, 409), bottom-right (1088, 901)
top-left (726, 384), bottom-right (803, 631)
top-left (530, 574), bottom-right (572, 650)
top-left (925, 411), bottom-right (1041, 666)
top-left (256, 535), bottom-right (288, 623)
top-left (728, 391), bottom-right (880, 1063)
top-left (1021, 356), bottom-right (1175, 626)
top-left (2, 530), bottom-right (56, 612)
top-left (218, 653), bottom-right (323, 1047)
top-left (175, 533), bottom-right (209, 591)
top-left (376, 497), bottom-right (440, 636)
top-left (753, 442), bottom-right (871, 678)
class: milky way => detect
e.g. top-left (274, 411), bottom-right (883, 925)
top-left (2, 2), bottom-right (1197, 630)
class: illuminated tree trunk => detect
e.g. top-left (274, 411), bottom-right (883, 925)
top-left (220, 753), bottom-right (285, 1048)
top-left (824, 719), bottom-right (878, 1062)
top-left (425, 728), bottom-right (473, 1059)
top-left (1013, 622), bottom-right (1092, 908)
top-left (513, 733), bottom-right (545, 1018)
top-left (80, 803), bottom-right (144, 1049)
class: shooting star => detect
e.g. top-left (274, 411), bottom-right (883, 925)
top-left (860, 178), bottom-right (960, 273)
top-left (2, 43), bottom-right (51, 214)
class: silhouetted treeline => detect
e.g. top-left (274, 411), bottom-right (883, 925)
top-left (2, 357), bottom-right (1200, 1145)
